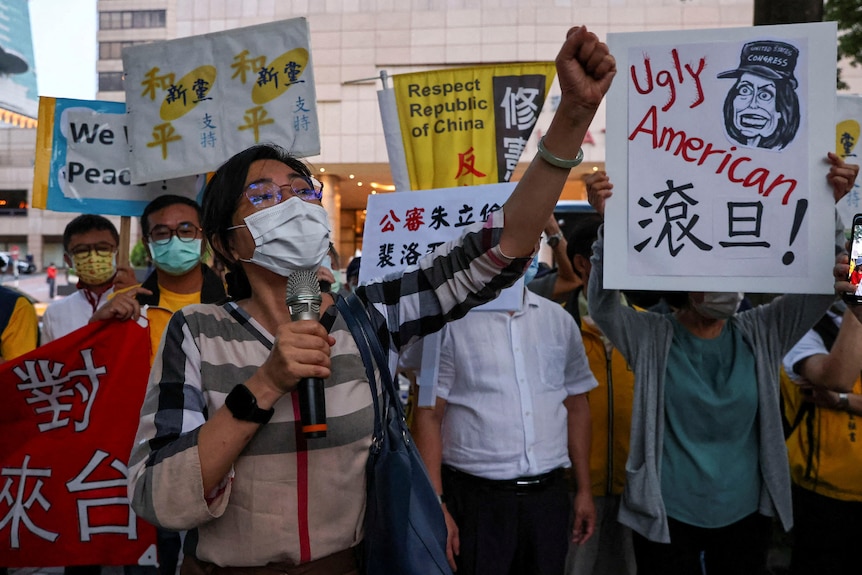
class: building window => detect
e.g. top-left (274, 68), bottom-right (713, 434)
top-left (99, 72), bottom-right (125, 92)
top-left (99, 10), bottom-right (166, 30)
top-left (99, 41), bottom-right (149, 60)
top-left (0, 190), bottom-right (28, 216)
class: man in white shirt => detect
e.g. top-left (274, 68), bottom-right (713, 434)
top-left (410, 283), bottom-right (598, 575)
top-left (42, 214), bottom-right (131, 343)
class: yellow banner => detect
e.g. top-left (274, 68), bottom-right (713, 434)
top-left (32, 96), bottom-right (56, 210)
top-left (393, 62), bottom-right (555, 191)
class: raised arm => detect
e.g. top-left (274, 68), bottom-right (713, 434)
top-left (500, 26), bottom-right (616, 258)
top-left (544, 215), bottom-right (581, 301)
top-left (826, 151), bottom-right (859, 204)
top-left (793, 308), bottom-right (862, 393)
top-left (585, 170), bottom-right (614, 217)
top-left (830, 155), bottom-right (862, 322)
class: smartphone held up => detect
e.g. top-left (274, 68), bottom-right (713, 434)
top-left (844, 213), bottom-right (862, 306)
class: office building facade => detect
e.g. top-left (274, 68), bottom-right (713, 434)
top-left (1, 0), bottom-right (857, 270)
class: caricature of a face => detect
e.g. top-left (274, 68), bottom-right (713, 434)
top-left (732, 72), bottom-right (781, 141)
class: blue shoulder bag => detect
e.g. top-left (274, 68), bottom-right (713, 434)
top-left (336, 295), bottom-right (453, 575)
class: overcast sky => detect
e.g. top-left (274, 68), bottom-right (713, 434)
top-left (28, 0), bottom-right (97, 99)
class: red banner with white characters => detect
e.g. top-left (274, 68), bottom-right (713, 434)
top-left (0, 319), bottom-right (157, 567)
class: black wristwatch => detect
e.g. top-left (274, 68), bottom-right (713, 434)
top-left (225, 384), bottom-right (274, 424)
top-left (546, 232), bottom-right (564, 248)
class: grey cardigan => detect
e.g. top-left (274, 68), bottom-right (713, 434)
top-left (587, 226), bottom-right (834, 543)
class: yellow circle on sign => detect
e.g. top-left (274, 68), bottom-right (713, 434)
top-left (160, 65), bottom-right (218, 121)
top-left (837, 119), bottom-right (860, 157)
top-left (251, 48), bottom-right (309, 105)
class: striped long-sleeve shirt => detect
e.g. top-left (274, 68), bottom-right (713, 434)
top-left (127, 210), bottom-right (529, 567)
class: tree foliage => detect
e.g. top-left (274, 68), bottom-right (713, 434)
top-left (754, 0), bottom-right (822, 25)
top-left (825, 0), bottom-right (862, 90)
top-left (130, 239), bottom-right (149, 268)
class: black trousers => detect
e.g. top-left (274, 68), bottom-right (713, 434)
top-left (632, 512), bottom-right (771, 575)
top-left (441, 466), bottom-right (569, 575)
top-left (790, 484), bottom-right (862, 575)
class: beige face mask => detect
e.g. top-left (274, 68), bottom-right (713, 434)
top-left (71, 251), bottom-right (116, 285)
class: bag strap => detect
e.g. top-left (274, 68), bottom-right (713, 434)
top-left (335, 295), bottom-right (384, 447)
top-left (344, 294), bottom-right (403, 414)
top-left (780, 380), bottom-right (814, 439)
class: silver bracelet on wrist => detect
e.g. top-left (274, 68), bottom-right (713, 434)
top-left (838, 392), bottom-right (850, 411)
top-left (537, 136), bottom-right (584, 169)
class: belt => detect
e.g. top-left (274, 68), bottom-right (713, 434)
top-left (443, 465), bottom-right (565, 493)
top-left (180, 546), bottom-right (359, 575)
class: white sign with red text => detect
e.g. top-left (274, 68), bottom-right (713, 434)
top-left (361, 182), bottom-right (524, 312)
top-left (605, 22), bottom-right (836, 294)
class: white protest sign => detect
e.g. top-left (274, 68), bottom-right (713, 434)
top-left (123, 17), bottom-right (319, 183)
top-left (361, 182), bottom-right (524, 312)
top-left (605, 22), bottom-right (836, 294)
top-left (836, 94), bottom-right (862, 231)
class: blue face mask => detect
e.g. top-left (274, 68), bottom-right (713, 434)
top-left (523, 255), bottom-right (540, 284)
top-left (149, 237), bottom-right (202, 276)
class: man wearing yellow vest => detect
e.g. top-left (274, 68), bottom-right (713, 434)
top-left (0, 284), bottom-right (38, 362)
top-left (96, 195), bottom-right (226, 363)
top-left (781, 302), bottom-right (862, 574)
top-left (91, 194), bottom-right (225, 575)
top-left (135, 195), bottom-right (226, 361)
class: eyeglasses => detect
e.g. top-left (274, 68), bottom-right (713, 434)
top-left (244, 176), bottom-right (324, 209)
top-left (148, 222), bottom-right (202, 245)
top-left (69, 243), bottom-right (116, 258)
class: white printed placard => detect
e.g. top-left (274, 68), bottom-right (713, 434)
top-left (361, 182), bottom-right (524, 311)
top-left (123, 17), bottom-right (320, 184)
top-left (605, 22), bottom-right (837, 294)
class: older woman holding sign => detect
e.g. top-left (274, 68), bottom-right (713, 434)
top-left (584, 154), bottom-right (859, 575)
top-left (125, 27), bottom-right (615, 575)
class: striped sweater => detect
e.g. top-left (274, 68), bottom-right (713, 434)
top-left (127, 210), bottom-right (528, 566)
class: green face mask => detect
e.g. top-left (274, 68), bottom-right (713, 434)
top-left (320, 254), bottom-right (343, 293)
top-left (149, 237), bottom-right (202, 276)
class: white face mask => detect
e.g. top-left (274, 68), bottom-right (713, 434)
top-left (690, 291), bottom-right (744, 320)
top-left (230, 198), bottom-right (331, 277)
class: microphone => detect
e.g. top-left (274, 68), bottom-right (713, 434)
top-left (286, 269), bottom-right (327, 438)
